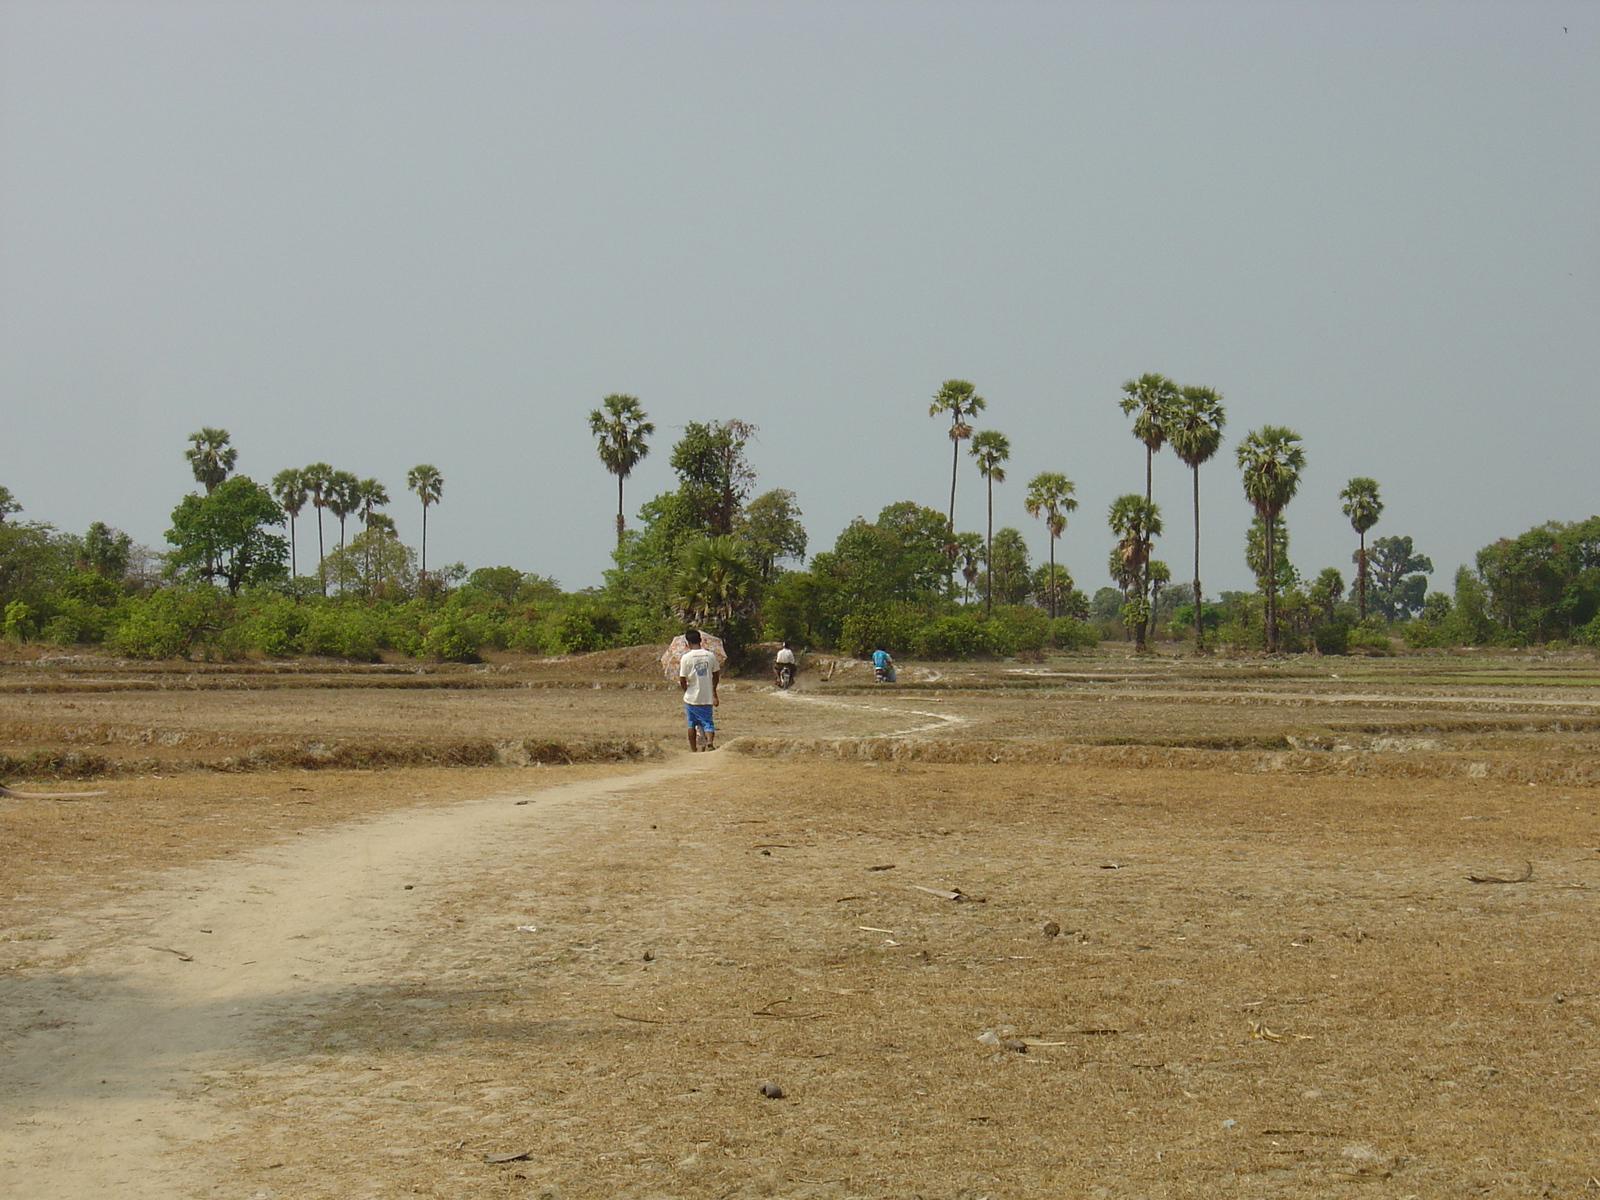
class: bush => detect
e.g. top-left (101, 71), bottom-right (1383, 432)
top-left (298, 604), bottom-right (385, 661)
top-left (421, 609), bottom-right (489, 661)
top-left (1049, 616), bottom-right (1100, 651)
top-left (1346, 622), bottom-right (1392, 654)
top-left (105, 588), bottom-right (223, 659)
top-left (1311, 621), bottom-right (1350, 655)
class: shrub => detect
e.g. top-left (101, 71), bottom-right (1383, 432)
top-left (1312, 621), bottom-right (1350, 655)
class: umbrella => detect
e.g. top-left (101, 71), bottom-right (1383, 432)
top-left (660, 632), bottom-right (727, 680)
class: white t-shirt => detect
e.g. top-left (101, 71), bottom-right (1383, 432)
top-left (678, 647), bottom-right (719, 705)
top-left (776, 647), bottom-right (796, 664)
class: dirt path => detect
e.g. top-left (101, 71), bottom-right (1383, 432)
top-left (0, 752), bottom-right (718, 1199)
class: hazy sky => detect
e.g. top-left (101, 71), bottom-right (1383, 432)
top-left (2, 1), bottom-right (1595, 597)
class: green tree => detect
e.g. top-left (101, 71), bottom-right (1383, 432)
top-left (969, 430), bottom-right (1010, 614)
top-left (406, 464), bottom-right (444, 581)
top-left (929, 380), bottom-right (986, 533)
top-left (736, 488), bottom-right (807, 579)
top-left (983, 527), bottom-right (1031, 606)
top-left (810, 502), bottom-right (953, 612)
top-left (323, 526), bottom-right (415, 600)
top-left (1308, 567), bottom-right (1345, 624)
top-left (78, 522), bottom-right (133, 581)
top-left (1167, 384), bottom-right (1226, 650)
top-left (952, 531), bottom-right (983, 602)
top-left (270, 468), bottom-right (309, 579)
top-left (1368, 535), bottom-right (1433, 620)
top-left (356, 478), bottom-right (390, 588)
top-left (1339, 477), bottom-right (1384, 620)
top-left (1024, 472), bottom-right (1077, 618)
top-left (184, 427), bottom-right (237, 494)
top-left (670, 420), bottom-right (757, 537)
top-left (673, 535), bottom-right (759, 654)
top-left (1107, 493), bottom-right (1162, 648)
top-left (588, 394), bottom-right (655, 545)
top-left (1245, 516), bottom-right (1298, 596)
top-left (1236, 425), bottom-right (1305, 653)
top-left (0, 486), bottom-right (20, 522)
top-left (165, 476), bottom-right (288, 595)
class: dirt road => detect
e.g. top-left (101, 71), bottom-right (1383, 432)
top-left (0, 753), bottom-right (718, 1198)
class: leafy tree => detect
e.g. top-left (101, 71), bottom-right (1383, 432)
top-left (322, 527), bottom-right (415, 600)
top-left (1368, 535), bottom-right (1433, 620)
top-left (1472, 518), bottom-right (1600, 643)
top-left (1308, 567), bottom-right (1345, 624)
top-left (1245, 516), bottom-right (1297, 596)
top-left (982, 527), bottom-right (1031, 606)
top-left (1024, 472), bottom-right (1077, 618)
top-left (1236, 425), bottom-right (1305, 653)
top-left (969, 430), bottom-right (1010, 613)
top-left (736, 488), bottom-right (807, 579)
top-left (406, 464), bottom-right (444, 580)
top-left (1167, 384), bottom-right (1226, 650)
top-left (184, 427), bottom-right (237, 494)
top-left (302, 462), bottom-right (334, 590)
top-left (77, 522), bottom-right (133, 581)
top-left (671, 420), bottom-right (757, 537)
top-left (811, 502), bottom-right (953, 611)
top-left (929, 380), bottom-right (985, 533)
top-left (271, 468), bottom-right (309, 579)
top-left (588, 394), bottom-right (655, 545)
top-left (1107, 493), bottom-right (1162, 648)
top-left (165, 476), bottom-right (288, 595)
top-left (1339, 477), bottom-right (1384, 619)
top-left (0, 485), bottom-right (20, 522)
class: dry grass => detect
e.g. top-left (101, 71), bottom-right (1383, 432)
top-left (3, 647), bottom-right (1600, 1196)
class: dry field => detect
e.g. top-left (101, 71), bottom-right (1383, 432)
top-left (2, 646), bottom-right (1599, 1198)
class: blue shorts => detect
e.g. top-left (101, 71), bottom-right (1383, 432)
top-left (685, 704), bottom-right (715, 732)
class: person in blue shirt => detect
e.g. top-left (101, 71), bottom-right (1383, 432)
top-left (871, 647), bottom-right (895, 682)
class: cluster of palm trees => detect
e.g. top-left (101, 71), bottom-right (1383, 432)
top-left (930, 375), bottom-right (1332, 654)
top-left (929, 380), bottom-right (1081, 619)
top-left (181, 428), bottom-right (443, 594)
top-left (266, 463), bottom-right (444, 592)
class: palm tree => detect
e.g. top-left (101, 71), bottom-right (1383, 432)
top-left (673, 535), bottom-right (758, 649)
top-left (1118, 373), bottom-right (1178, 643)
top-left (270, 468), bottom-right (309, 580)
top-left (952, 531), bottom-right (983, 602)
top-left (1166, 384), bottom-right (1227, 651)
top-left (1236, 426), bottom-right (1306, 653)
top-left (302, 462), bottom-right (333, 592)
top-left (1107, 494), bottom-right (1163, 648)
top-left (184, 428), bottom-right (237, 493)
top-left (968, 429), bottom-right (1010, 614)
top-left (929, 380), bottom-right (986, 534)
top-left (407, 464), bottom-right (444, 581)
top-left (357, 478), bottom-right (391, 590)
top-left (325, 471), bottom-right (360, 554)
top-left (588, 395), bottom-right (655, 545)
top-left (1340, 477), bottom-right (1383, 620)
top-left (1024, 472), bottom-right (1078, 618)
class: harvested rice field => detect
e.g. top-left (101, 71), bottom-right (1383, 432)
top-left (2, 646), bottom-right (1598, 1198)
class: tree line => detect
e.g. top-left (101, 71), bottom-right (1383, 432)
top-left (0, 384), bottom-right (1596, 662)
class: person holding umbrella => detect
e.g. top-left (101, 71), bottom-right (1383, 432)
top-left (674, 628), bottom-right (721, 751)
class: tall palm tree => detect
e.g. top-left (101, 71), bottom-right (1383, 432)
top-left (929, 380), bottom-right (986, 534)
top-left (1340, 476), bottom-right (1384, 620)
top-left (588, 394), bottom-right (655, 545)
top-left (1236, 426), bottom-right (1306, 653)
top-left (1107, 494), bottom-right (1163, 649)
top-left (302, 462), bottom-right (333, 593)
top-left (270, 468), bottom-right (309, 580)
top-left (184, 428), bottom-right (237, 493)
top-left (1118, 373), bottom-right (1178, 641)
top-left (1024, 471), bottom-right (1078, 618)
top-left (1166, 384), bottom-right (1227, 651)
top-left (326, 471), bottom-right (360, 553)
top-left (952, 531), bottom-right (983, 602)
top-left (407, 464), bottom-right (444, 581)
top-left (968, 429), bottom-right (1010, 614)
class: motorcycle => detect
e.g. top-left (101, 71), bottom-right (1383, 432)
top-left (775, 663), bottom-right (795, 690)
top-left (874, 663), bottom-right (896, 684)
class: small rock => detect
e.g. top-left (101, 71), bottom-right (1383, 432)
top-left (1042, 921), bottom-right (1061, 938)
top-left (642, 949), bottom-right (654, 962)
top-left (1000, 1038), bottom-right (1028, 1053)
top-left (759, 1082), bottom-right (784, 1099)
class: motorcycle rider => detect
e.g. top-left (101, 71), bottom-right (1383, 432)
top-left (871, 646), bottom-right (895, 683)
top-left (774, 641), bottom-right (797, 686)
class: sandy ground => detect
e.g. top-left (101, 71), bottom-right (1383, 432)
top-left (3, 651), bottom-right (1599, 1197)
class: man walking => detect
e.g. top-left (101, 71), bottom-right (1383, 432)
top-left (677, 629), bottom-right (721, 751)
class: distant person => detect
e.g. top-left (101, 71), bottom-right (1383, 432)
top-left (677, 629), bottom-right (721, 751)
top-left (774, 641), bottom-right (797, 685)
top-left (872, 647), bottom-right (895, 683)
